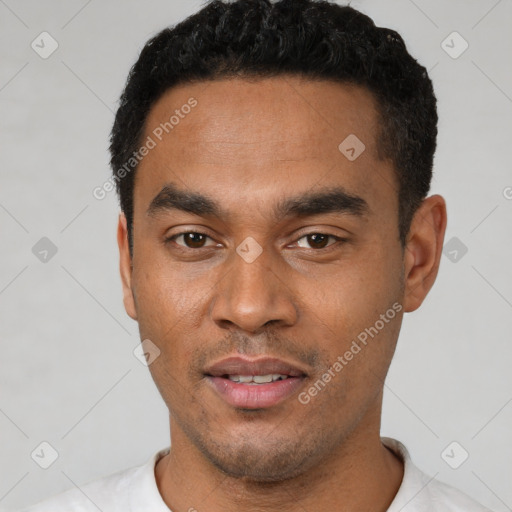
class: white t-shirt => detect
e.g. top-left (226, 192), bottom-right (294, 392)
top-left (19, 437), bottom-right (492, 512)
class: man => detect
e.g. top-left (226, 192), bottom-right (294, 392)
top-left (22, 0), bottom-right (493, 510)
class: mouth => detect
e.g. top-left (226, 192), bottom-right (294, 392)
top-left (224, 374), bottom-right (292, 383)
top-left (204, 356), bottom-right (307, 409)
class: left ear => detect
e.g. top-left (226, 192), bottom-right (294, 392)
top-left (403, 194), bottom-right (447, 312)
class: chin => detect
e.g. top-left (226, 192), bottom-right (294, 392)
top-left (197, 433), bottom-right (322, 483)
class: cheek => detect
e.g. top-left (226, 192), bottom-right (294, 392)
top-left (131, 259), bottom-right (212, 372)
top-left (308, 253), bottom-right (397, 326)
top-left (302, 251), bottom-right (402, 381)
top-left (348, 239), bottom-right (402, 306)
top-left (131, 266), bottom-right (191, 344)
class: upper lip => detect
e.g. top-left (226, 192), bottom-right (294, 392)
top-left (205, 356), bottom-right (307, 378)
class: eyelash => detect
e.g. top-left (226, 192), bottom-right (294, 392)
top-left (164, 231), bottom-right (347, 252)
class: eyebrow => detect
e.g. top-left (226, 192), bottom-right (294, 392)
top-left (147, 182), bottom-right (369, 221)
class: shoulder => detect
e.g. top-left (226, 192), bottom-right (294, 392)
top-left (382, 438), bottom-right (493, 512)
top-left (423, 476), bottom-right (493, 512)
top-left (18, 448), bottom-right (170, 512)
top-left (18, 466), bottom-right (141, 512)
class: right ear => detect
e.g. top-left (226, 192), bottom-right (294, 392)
top-left (117, 212), bottom-right (137, 320)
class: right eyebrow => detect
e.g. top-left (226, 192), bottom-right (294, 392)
top-left (147, 183), bottom-right (223, 218)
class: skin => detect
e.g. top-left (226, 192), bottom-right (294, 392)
top-left (117, 76), bottom-right (447, 512)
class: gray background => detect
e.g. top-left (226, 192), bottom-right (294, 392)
top-left (1, 0), bottom-right (511, 510)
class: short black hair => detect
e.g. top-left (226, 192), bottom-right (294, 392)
top-left (109, 0), bottom-right (437, 254)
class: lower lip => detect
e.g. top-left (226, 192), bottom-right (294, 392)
top-left (206, 376), bottom-right (304, 409)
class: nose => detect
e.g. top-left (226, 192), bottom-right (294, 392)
top-left (210, 243), bottom-right (298, 334)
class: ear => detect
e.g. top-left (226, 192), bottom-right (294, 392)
top-left (117, 212), bottom-right (137, 320)
top-left (403, 195), bottom-right (447, 312)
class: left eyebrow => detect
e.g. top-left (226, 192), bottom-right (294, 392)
top-left (274, 187), bottom-right (369, 220)
top-left (146, 182), bottom-right (369, 221)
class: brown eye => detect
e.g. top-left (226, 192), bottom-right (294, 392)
top-left (183, 233), bottom-right (206, 248)
top-left (296, 233), bottom-right (337, 250)
top-left (169, 232), bottom-right (217, 249)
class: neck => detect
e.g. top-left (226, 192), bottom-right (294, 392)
top-left (155, 402), bottom-right (403, 512)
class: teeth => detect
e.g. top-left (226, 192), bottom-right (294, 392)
top-left (227, 374), bottom-right (289, 383)
top-left (253, 375), bottom-right (273, 383)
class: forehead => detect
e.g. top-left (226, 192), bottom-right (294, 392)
top-left (135, 76), bottom-right (396, 218)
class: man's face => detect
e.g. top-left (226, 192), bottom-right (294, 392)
top-left (122, 77), bottom-right (408, 481)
